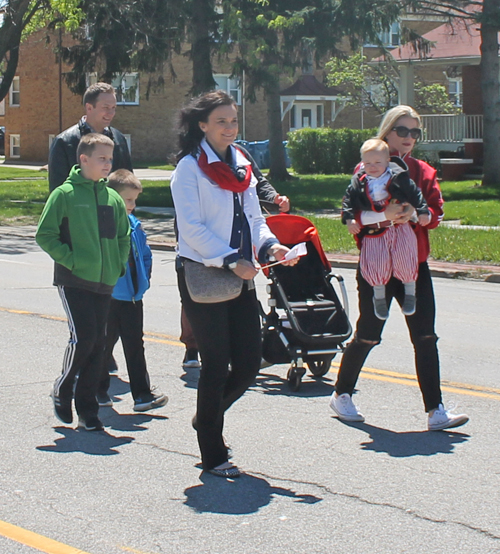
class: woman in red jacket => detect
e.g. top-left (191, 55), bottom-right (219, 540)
top-left (329, 105), bottom-right (469, 431)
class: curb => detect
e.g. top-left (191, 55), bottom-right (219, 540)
top-left (148, 241), bottom-right (500, 283)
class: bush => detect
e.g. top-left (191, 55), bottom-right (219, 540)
top-left (287, 127), bottom-right (378, 174)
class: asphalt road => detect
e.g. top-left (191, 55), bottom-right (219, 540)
top-left (0, 234), bottom-right (499, 554)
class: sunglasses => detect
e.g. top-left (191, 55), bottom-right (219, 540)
top-left (392, 126), bottom-right (422, 139)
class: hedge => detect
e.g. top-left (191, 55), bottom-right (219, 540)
top-left (287, 127), bottom-right (378, 175)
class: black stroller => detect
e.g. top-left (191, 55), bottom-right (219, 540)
top-left (261, 214), bottom-right (352, 391)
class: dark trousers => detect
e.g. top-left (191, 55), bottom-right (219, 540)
top-left (178, 268), bottom-right (262, 470)
top-left (55, 286), bottom-right (111, 418)
top-left (335, 262), bottom-right (442, 412)
top-left (99, 299), bottom-right (151, 400)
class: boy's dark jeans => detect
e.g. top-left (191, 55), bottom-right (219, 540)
top-left (335, 262), bottom-right (442, 412)
top-left (99, 298), bottom-right (151, 400)
top-left (177, 267), bottom-right (262, 470)
top-left (55, 286), bottom-right (111, 419)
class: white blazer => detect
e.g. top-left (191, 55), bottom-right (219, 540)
top-left (171, 139), bottom-right (278, 267)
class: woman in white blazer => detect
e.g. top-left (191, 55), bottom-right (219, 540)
top-left (171, 90), bottom-right (297, 478)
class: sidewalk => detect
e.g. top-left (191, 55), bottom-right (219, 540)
top-left (3, 210), bottom-right (500, 283)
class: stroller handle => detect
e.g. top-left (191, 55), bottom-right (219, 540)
top-left (329, 273), bottom-right (349, 320)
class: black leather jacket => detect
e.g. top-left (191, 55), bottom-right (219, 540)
top-left (48, 117), bottom-right (133, 191)
top-left (342, 156), bottom-right (429, 224)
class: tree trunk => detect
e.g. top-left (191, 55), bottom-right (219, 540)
top-left (480, 0), bottom-right (500, 186)
top-left (190, 0), bottom-right (217, 96)
top-left (0, 0), bottom-right (39, 101)
top-left (266, 76), bottom-right (290, 181)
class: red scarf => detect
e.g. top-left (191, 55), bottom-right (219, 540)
top-left (198, 146), bottom-right (252, 193)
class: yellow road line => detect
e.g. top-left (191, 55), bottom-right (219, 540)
top-left (0, 520), bottom-right (90, 554)
top-left (117, 546), bottom-right (159, 554)
top-left (329, 362), bottom-right (500, 401)
top-left (2, 305), bottom-right (499, 400)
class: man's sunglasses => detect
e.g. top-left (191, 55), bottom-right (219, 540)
top-left (391, 126), bottom-right (422, 139)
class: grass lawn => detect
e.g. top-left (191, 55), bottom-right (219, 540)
top-left (308, 216), bottom-right (500, 264)
top-left (1, 167), bottom-right (498, 264)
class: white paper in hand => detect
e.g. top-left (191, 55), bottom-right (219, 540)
top-left (283, 242), bottom-right (307, 262)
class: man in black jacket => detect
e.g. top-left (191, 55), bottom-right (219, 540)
top-left (48, 82), bottom-right (133, 191)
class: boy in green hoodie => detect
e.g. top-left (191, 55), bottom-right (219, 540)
top-left (36, 133), bottom-right (130, 431)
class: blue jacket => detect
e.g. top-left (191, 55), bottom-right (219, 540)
top-left (112, 214), bottom-right (152, 302)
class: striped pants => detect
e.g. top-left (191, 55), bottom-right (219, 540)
top-left (54, 286), bottom-right (111, 419)
top-left (360, 223), bottom-right (418, 286)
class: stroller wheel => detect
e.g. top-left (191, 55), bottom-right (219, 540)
top-left (287, 366), bottom-right (304, 392)
top-left (306, 356), bottom-right (335, 378)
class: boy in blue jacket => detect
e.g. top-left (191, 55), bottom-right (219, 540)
top-left (97, 170), bottom-right (168, 412)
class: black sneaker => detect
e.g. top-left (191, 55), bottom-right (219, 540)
top-left (96, 392), bottom-right (113, 407)
top-left (50, 390), bottom-right (73, 424)
top-left (133, 389), bottom-right (169, 412)
top-left (77, 416), bottom-right (104, 431)
top-left (182, 348), bottom-right (201, 369)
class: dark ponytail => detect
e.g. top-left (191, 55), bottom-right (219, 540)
top-left (176, 89), bottom-right (237, 162)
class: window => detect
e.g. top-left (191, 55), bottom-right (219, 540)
top-left (10, 134), bottom-right (20, 158)
top-left (10, 76), bottom-right (20, 107)
top-left (366, 22), bottom-right (400, 48)
top-left (289, 103), bottom-right (324, 130)
top-left (448, 78), bottom-right (463, 107)
top-left (86, 73), bottom-right (139, 105)
top-left (213, 75), bottom-right (241, 105)
top-left (112, 73), bottom-right (139, 105)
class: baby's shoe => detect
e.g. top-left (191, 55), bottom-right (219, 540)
top-left (373, 296), bottom-right (389, 320)
top-left (401, 294), bottom-right (416, 316)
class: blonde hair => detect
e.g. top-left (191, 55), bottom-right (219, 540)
top-left (360, 138), bottom-right (390, 157)
top-left (76, 133), bottom-right (114, 161)
top-left (108, 169), bottom-right (142, 193)
top-left (377, 105), bottom-right (422, 141)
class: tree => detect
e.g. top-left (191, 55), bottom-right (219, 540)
top-left (401, 0), bottom-right (500, 185)
top-left (326, 52), bottom-right (458, 115)
top-left (222, 0), bottom-right (403, 180)
top-left (57, 0), bottom-right (222, 97)
top-left (0, 0), bottom-right (81, 101)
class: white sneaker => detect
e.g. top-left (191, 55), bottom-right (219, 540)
top-left (329, 392), bottom-right (365, 422)
top-left (428, 403), bottom-right (469, 431)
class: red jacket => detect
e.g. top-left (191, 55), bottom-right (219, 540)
top-left (402, 154), bottom-right (443, 263)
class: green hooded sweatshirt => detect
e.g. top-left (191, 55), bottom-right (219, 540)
top-left (36, 165), bottom-right (130, 294)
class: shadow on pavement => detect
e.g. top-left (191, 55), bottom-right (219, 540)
top-left (0, 234), bottom-right (40, 255)
top-left (180, 366), bottom-right (200, 389)
top-left (184, 472), bottom-right (322, 514)
top-left (36, 427), bottom-right (135, 456)
top-left (103, 410), bottom-right (169, 432)
top-left (254, 371), bottom-right (335, 398)
top-left (338, 420), bottom-right (470, 457)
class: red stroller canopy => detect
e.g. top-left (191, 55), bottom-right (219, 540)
top-left (265, 214), bottom-right (331, 271)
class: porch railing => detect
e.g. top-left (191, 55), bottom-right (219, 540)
top-left (421, 114), bottom-right (483, 143)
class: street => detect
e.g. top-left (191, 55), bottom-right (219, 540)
top-left (0, 231), bottom-right (499, 554)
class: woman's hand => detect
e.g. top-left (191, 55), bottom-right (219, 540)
top-left (267, 244), bottom-right (299, 266)
top-left (347, 219), bottom-right (361, 235)
top-left (393, 203), bottom-right (415, 225)
top-left (274, 195), bottom-right (290, 213)
top-left (232, 259), bottom-right (259, 280)
top-left (384, 201), bottom-right (405, 221)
